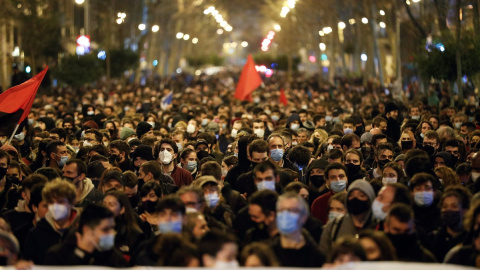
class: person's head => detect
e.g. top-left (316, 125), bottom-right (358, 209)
top-left (157, 195), bottom-right (186, 234)
top-left (46, 141), bottom-right (68, 167)
top-left (42, 179), bottom-right (77, 221)
top-left (346, 180), bottom-right (375, 217)
top-left (253, 161), bottom-right (278, 191)
top-left (180, 148), bottom-right (197, 172)
top-left (99, 169), bottom-right (124, 193)
top-left (284, 182), bottom-right (309, 202)
top-left (328, 192), bottom-right (347, 221)
top-left (385, 102), bottom-right (399, 120)
top-left (435, 166), bottom-right (460, 188)
top-left (139, 160), bottom-right (162, 183)
top-left (200, 161), bottom-right (222, 181)
top-left (371, 134), bottom-right (388, 150)
top-left (83, 129), bottom-right (102, 147)
top-left (375, 143), bottom-right (394, 171)
top-left (439, 186), bottom-right (472, 230)
top-left (372, 183), bottom-right (412, 221)
top-left (140, 181), bottom-right (162, 207)
top-left (267, 134), bottom-right (285, 162)
top-left (29, 183), bottom-right (48, 220)
top-left (325, 162), bottom-right (348, 193)
top-left (102, 189), bottom-right (133, 218)
top-left (154, 139), bottom-right (178, 165)
top-left (248, 139), bottom-right (269, 164)
top-left (221, 155), bottom-right (237, 177)
top-left (409, 173), bottom-right (437, 208)
top-left (0, 231), bottom-right (20, 265)
top-left (177, 185), bottom-right (205, 212)
top-left (327, 237), bottom-right (366, 266)
top-left (275, 192), bottom-right (309, 235)
top-left (381, 161), bottom-right (405, 185)
top-left (62, 159), bottom-right (87, 186)
top-left (240, 242), bottom-right (279, 267)
top-left (398, 130), bottom-right (415, 151)
top-left (199, 229), bottom-right (238, 267)
top-left (372, 116), bottom-right (387, 133)
top-left (108, 140), bottom-right (129, 163)
top-left (184, 212), bottom-right (209, 240)
top-left (307, 159), bottom-right (328, 188)
top-left (77, 204), bottom-right (116, 252)
top-left (252, 119), bottom-right (266, 139)
top-left (248, 189), bottom-right (278, 229)
top-left (384, 203), bottom-right (414, 235)
top-left (288, 145), bottom-right (311, 170)
top-left (196, 176), bottom-right (220, 209)
top-left (358, 230), bottom-right (397, 261)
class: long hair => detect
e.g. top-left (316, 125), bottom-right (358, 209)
top-left (104, 189), bottom-right (142, 234)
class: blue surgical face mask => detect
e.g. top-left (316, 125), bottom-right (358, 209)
top-left (372, 199), bottom-right (387, 221)
top-left (97, 233), bottom-right (115, 251)
top-left (205, 193), bottom-right (220, 208)
top-left (58, 155), bottom-right (69, 167)
top-left (276, 210), bottom-right (301, 235)
top-left (271, 115), bottom-right (280, 122)
top-left (256, 180), bottom-right (276, 191)
top-left (329, 179), bottom-right (347, 193)
top-left (186, 160), bottom-right (197, 172)
top-left (270, 148), bottom-right (284, 162)
top-left (343, 128), bottom-right (354, 135)
top-left (325, 115), bottom-right (333, 122)
top-left (158, 220), bottom-right (183, 233)
top-left (414, 191), bottom-right (434, 207)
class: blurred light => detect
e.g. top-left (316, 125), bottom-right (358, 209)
top-left (176, 32), bottom-right (184, 39)
top-left (412, 0), bottom-right (420, 2)
top-left (321, 54), bottom-right (328, 61)
top-left (287, 0), bottom-right (296, 8)
top-left (75, 0), bottom-right (85, 4)
top-left (117, 12), bottom-right (126, 19)
top-left (318, 31), bottom-right (324, 36)
top-left (436, 43), bottom-right (445, 52)
top-left (349, 19), bottom-right (356, 25)
top-left (225, 25), bottom-right (233, 32)
top-left (463, 75), bottom-right (468, 83)
top-left (192, 38), bottom-right (198, 44)
top-left (241, 41), bottom-right (248, 47)
top-left (309, 55), bottom-right (316, 63)
top-left (259, 65), bottom-right (267, 72)
top-left (323, 27), bottom-right (332, 34)
top-left (231, 42), bottom-right (238, 48)
top-left (217, 29), bottom-right (224, 35)
top-left (183, 34), bottom-right (190, 40)
top-left (203, 8), bottom-right (210, 14)
top-left (195, 70), bottom-right (202, 76)
top-left (274, 24), bottom-right (281, 31)
top-left (379, 10), bottom-right (385, 16)
top-left (262, 39), bottom-right (271, 46)
top-left (138, 24), bottom-right (146, 31)
top-left (362, 17), bottom-right (368, 24)
top-left (406, 0), bottom-right (411, 5)
top-left (261, 46), bottom-right (269, 52)
top-left (361, 53), bottom-right (368, 61)
top-left (267, 32), bottom-right (275, 40)
top-left (265, 69), bottom-right (273, 77)
top-left (25, 66), bottom-right (31, 74)
top-left (379, 22), bottom-right (386, 28)
top-left (97, 50), bottom-right (106, 60)
top-left (319, 43), bottom-right (326, 51)
top-left (220, 21), bottom-right (227, 27)
top-left (11, 46), bottom-right (20, 57)
top-left (152, 25), bottom-right (159, 32)
top-left (338, 22), bottom-right (346, 30)
top-left (212, 10), bottom-right (219, 16)
top-left (153, 60), bottom-right (158, 66)
top-left (176, 68), bottom-right (182, 74)
top-left (116, 18), bottom-right (123, 24)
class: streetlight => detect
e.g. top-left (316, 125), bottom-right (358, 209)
top-left (323, 27), bottom-right (332, 34)
top-left (183, 34), bottom-right (190, 40)
top-left (176, 32), bottom-right (184, 39)
top-left (379, 10), bottom-right (385, 16)
top-left (349, 19), bottom-right (356, 25)
top-left (362, 17), bottom-right (368, 24)
top-left (152, 25), bottom-right (159, 32)
top-left (319, 31), bottom-right (324, 36)
top-left (138, 24), bottom-right (146, 31)
top-left (338, 22), bottom-right (346, 30)
top-left (379, 22), bottom-right (386, 28)
top-left (274, 24), bottom-right (281, 31)
top-left (192, 38), bottom-right (198, 44)
top-left (75, 0), bottom-right (84, 4)
top-left (319, 43), bottom-right (326, 51)
top-left (361, 54), bottom-right (368, 61)
top-left (217, 29), bottom-right (224, 35)
top-left (241, 41), bottom-right (248, 47)
top-left (225, 26), bottom-right (232, 32)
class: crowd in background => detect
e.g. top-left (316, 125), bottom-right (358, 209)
top-left (0, 72), bottom-right (478, 268)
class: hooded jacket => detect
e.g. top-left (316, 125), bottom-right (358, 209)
top-left (224, 136), bottom-right (251, 187)
top-left (76, 178), bottom-right (104, 208)
top-left (319, 180), bottom-right (376, 253)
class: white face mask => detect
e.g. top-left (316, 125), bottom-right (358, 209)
top-left (382, 177), bottom-right (397, 185)
top-left (48, 203), bottom-right (69, 221)
top-left (147, 121), bottom-right (155, 129)
top-left (222, 168), bottom-right (228, 177)
top-left (290, 123), bottom-right (300, 131)
top-left (159, 150), bottom-right (173, 165)
top-left (254, 129), bottom-right (265, 138)
top-left (186, 124), bottom-right (196, 134)
top-left (83, 140), bottom-right (93, 147)
top-left (231, 129), bottom-right (238, 139)
top-left (472, 172), bottom-right (480, 182)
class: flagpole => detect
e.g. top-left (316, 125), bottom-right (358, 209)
top-left (6, 124), bottom-right (19, 145)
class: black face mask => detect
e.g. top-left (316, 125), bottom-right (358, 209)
top-left (401, 140), bottom-right (413, 150)
top-left (421, 144), bottom-right (436, 156)
top-left (143, 200), bottom-right (157, 213)
top-left (65, 128), bottom-right (73, 134)
top-left (6, 176), bottom-right (20, 186)
top-left (345, 163), bottom-right (361, 178)
top-left (386, 233), bottom-right (417, 251)
top-left (361, 146), bottom-right (372, 157)
top-left (450, 154), bottom-right (459, 166)
top-left (347, 198), bottom-right (370, 215)
top-left (0, 256), bottom-right (7, 266)
top-left (0, 167), bottom-right (7, 180)
top-left (109, 154), bottom-right (121, 163)
top-left (377, 159), bottom-right (389, 170)
top-left (355, 126), bottom-right (365, 136)
top-left (441, 210), bottom-right (462, 228)
top-left (310, 175), bottom-right (324, 188)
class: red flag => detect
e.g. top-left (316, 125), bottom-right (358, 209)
top-left (234, 55), bottom-right (262, 101)
top-left (0, 67), bottom-right (48, 135)
top-left (279, 88), bottom-right (288, 106)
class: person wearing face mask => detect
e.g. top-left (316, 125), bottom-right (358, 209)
top-left (384, 203), bottom-right (436, 262)
top-left (371, 183), bottom-right (412, 225)
top-left (425, 186), bottom-right (471, 262)
top-left (311, 163), bottom-right (349, 224)
top-left (267, 134), bottom-right (297, 171)
top-left (154, 139), bottom-right (193, 188)
top-left (252, 119), bottom-right (267, 140)
top-left (343, 149), bottom-right (366, 184)
top-left (179, 148), bottom-right (198, 177)
top-left (171, 130), bottom-right (187, 153)
top-left (109, 140), bottom-right (133, 172)
top-left (270, 193), bottom-right (326, 267)
top-left (469, 152), bottom-right (480, 192)
top-left (46, 141), bottom-right (70, 170)
top-left (306, 159), bottom-right (329, 202)
top-left (186, 119), bottom-right (200, 140)
top-left (244, 190), bottom-right (279, 245)
top-left (199, 229), bottom-right (240, 268)
top-left (409, 173), bottom-right (442, 239)
top-left (367, 143), bottom-right (394, 180)
top-left (320, 180), bottom-right (376, 254)
top-left (409, 105), bottom-right (422, 121)
top-left (44, 204), bottom-right (126, 267)
top-left (221, 155), bottom-right (237, 180)
top-left (383, 102), bottom-right (401, 142)
top-left (286, 113), bottom-right (302, 132)
top-left (398, 130), bottom-right (416, 154)
top-left (24, 179), bottom-right (79, 264)
top-left (196, 176), bottom-right (235, 229)
top-left (62, 159), bottom-right (104, 208)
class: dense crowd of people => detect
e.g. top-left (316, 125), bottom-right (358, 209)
top-left (0, 72), bottom-right (479, 268)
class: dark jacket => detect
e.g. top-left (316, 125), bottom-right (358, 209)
top-left (224, 136), bottom-right (251, 187)
top-left (425, 226), bottom-right (466, 262)
top-left (44, 235), bottom-right (127, 267)
top-left (445, 245), bottom-right (479, 266)
top-left (270, 230), bottom-right (325, 267)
